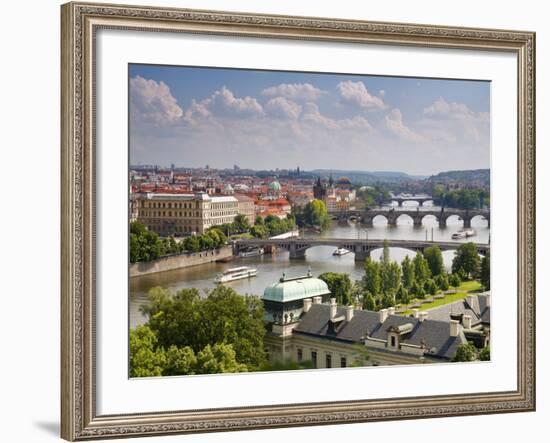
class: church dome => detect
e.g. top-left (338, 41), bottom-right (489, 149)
top-left (262, 273), bottom-right (330, 303)
top-left (336, 176), bottom-right (351, 185)
top-left (268, 180), bottom-right (282, 192)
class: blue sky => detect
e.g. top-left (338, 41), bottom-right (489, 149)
top-left (129, 64), bottom-right (490, 175)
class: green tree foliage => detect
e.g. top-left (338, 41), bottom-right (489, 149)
top-left (401, 255), bottom-right (416, 289)
top-left (318, 272), bottom-right (352, 305)
top-left (130, 221), bottom-right (171, 262)
top-left (142, 286), bottom-right (266, 371)
top-left (356, 185), bottom-right (391, 209)
top-left (424, 245), bottom-right (444, 276)
top-left (413, 251), bottom-right (431, 284)
top-left (163, 345), bottom-right (197, 376)
top-left (294, 199), bottom-right (330, 229)
top-left (382, 239), bottom-right (390, 264)
top-left (363, 258), bottom-right (381, 296)
top-left (411, 280), bottom-right (426, 299)
top-left (424, 278), bottom-right (438, 296)
top-left (433, 188), bottom-right (489, 209)
top-left (261, 214), bottom-right (295, 237)
top-left (479, 346), bottom-right (490, 361)
top-left (450, 273), bottom-right (462, 290)
top-left (452, 242), bottom-right (480, 279)
top-left (250, 224), bottom-right (269, 238)
top-left (435, 273), bottom-right (450, 291)
top-left (380, 261), bottom-right (402, 296)
top-left (480, 251), bottom-right (490, 290)
top-left (195, 343), bottom-right (248, 374)
top-left (129, 325), bottom-right (166, 377)
top-left (233, 214), bottom-right (250, 233)
top-left (254, 215), bottom-right (264, 226)
top-left (362, 291), bottom-right (377, 311)
top-left (396, 285), bottom-right (411, 305)
top-left (452, 342), bottom-right (479, 362)
top-left (183, 235), bottom-right (201, 253)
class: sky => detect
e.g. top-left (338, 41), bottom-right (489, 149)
top-left (129, 64), bottom-right (490, 176)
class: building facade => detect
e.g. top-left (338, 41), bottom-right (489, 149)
top-left (137, 192), bottom-right (239, 236)
top-left (234, 193), bottom-right (255, 225)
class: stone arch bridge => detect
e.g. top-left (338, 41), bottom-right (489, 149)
top-left (235, 238), bottom-right (489, 262)
top-left (339, 208), bottom-right (490, 228)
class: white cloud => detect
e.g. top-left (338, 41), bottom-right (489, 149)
top-left (202, 86), bottom-right (264, 117)
top-left (337, 81), bottom-right (386, 110)
top-left (262, 83), bottom-right (326, 101)
top-left (130, 76), bottom-right (183, 126)
top-left (302, 102), bottom-right (372, 130)
top-left (424, 97), bottom-right (475, 119)
top-left (265, 97), bottom-right (302, 120)
top-left (385, 108), bottom-right (424, 142)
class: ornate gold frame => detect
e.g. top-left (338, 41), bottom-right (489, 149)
top-left (61, 2), bottom-right (536, 440)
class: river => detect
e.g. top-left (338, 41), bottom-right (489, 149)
top-left (130, 203), bottom-right (489, 328)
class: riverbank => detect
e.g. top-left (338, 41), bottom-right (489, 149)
top-left (129, 245), bottom-right (233, 277)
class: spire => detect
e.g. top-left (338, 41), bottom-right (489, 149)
top-left (329, 172), bottom-right (334, 187)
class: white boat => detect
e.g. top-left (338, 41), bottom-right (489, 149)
top-left (452, 230), bottom-right (467, 239)
top-left (333, 247), bottom-right (351, 256)
top-left (215, 266), bottom-right (258, 283)
top-left (463, 228), bottom-right (477, 237)
top-left (239, 247), bottom-right (264, 258)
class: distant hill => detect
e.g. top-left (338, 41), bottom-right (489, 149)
top-left (310, 169), bottom-right (426, 184)
top-left (427, 169), bottom-right (490, 186)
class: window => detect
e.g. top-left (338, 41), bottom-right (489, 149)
top-left (297, 348), bottom-right (303, 361)
top-left (325, 353), bottom-right (332, 368)
top-left (340, 357), bottom-right (347, 368)
top-left (311, 351), bottom-right (317, 368)
top-left (390, 335), bottom-right (396, 347)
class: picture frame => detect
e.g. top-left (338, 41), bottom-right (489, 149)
top-left (61, 1), bottom-right (536, 440)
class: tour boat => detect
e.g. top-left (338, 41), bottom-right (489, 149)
top-left (463, 228), bottom-right (477, 237)
top-left (215, 266), bottom-right (258, 283)
top-left (452, 230), bottom-right (467, 239)
top-left (239, 247), bottom-right (265, 258)
top-left (333, 247), bottom-right (351, 256)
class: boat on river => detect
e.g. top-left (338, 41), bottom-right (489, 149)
top-left (239, 247), bottom-right (264, 258)
top-left (333, 247), bottom-right (351, 256)
top-left (214, 266), bottom-right (258, 284)
top-left (452, 228), bottom-right (477, 240)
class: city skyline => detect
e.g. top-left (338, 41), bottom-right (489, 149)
top-left (130, 64), bottom-right (490, 176)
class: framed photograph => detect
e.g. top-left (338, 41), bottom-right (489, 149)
top-left (61, 2), bottom-right (536, 440)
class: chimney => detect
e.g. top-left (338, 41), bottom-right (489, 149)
top-left (485, 293), bottom-right (491, 308)
top-left (450, 319), bottom-right (460, 337)
top-left (387, 307), bottom-right (395, 316)
top-left (463, 314), bottom-right (472, 329)
top-left (329, 298), bottom-right (337, 319)
top-left (418, 311), bottom-right (428, 322)
top-left (303, 298), bottom-right (312, 313)
top-left (412, 308), bottom-right (419, 319)
top-left (312, 296), bottom-right (322, 304)
top-left (345, 305), bottom-right (354, 322)
top-left (379, 308), bottom-right (388, 323)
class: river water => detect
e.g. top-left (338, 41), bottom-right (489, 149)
top-left (130, 203), bottom-right (489, 328)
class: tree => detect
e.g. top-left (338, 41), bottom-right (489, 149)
top-left (479, 346), bottom-right (490, 361)
top-left (435, 273), bottom-right (450, 291)
top-left (233, 214), bottom-right (250, 233)
top-left (363, 257), bottom-right (381, 296)
top-left (382, 239), bottom-right (390, 264)
top-left (452, 242), bottom-right (481, 279)
top-left (411, 280), bottom-right (426, 299)
top-left (396, 285), bottom-right (411, 305)
top-left (362, 291), bottom-right (376, 311)
top-left (129, 325), bottom-right (166, 377)
top-left (142, 286), bottom-right (267, 371)
top-left (318, 272), bottom-right (352, 305)
top-left (424, 278), bottom-right (438, 296)
top-left (413, 251), bottom-right (431, 284)
top-left (424, 245), bottom-right (444, 276)
top-left (183, 235), bottom-right (201, 253)
top-left (301, 199), bottom-right (330, 229)
top-left (250, 224), bottom-right (269, 238)
top-left (450, 273), bottom-right (462, 291)
top-left (163, 345), bottom-right (197, 376)
top-left (401, 255), bottom-right (416, 289)
top-left (380, 261), bottom-right (402, 296)
top-left (195, 343), bottom-right (248, 374)
top-left (452, 342), bottom-right (479, 362)
top-left (480, 251), bottom-right (490, 290)
top-left (129, 221), bottom-right (166, 262)
top-left (254, 215), bottom-right (264, 226)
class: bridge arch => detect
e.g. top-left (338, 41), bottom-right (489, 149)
top-left (469, 214), bottom-right (490, 227)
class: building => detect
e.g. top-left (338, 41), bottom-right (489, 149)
top-left (313, 176), bottom-right (327, 201)
top-left (137, 192), bottom-right (239, 236)
top-left (255, 197), bottom-right (292, 219)
top-left (234, 193), bottom-right (255, 225)
top-left (263, 278), bottom-right (491, 368)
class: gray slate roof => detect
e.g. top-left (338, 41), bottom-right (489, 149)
top-left (427, 294), bottom-right (491, 327)
top-left (293, 304), bottom-right (467, 360)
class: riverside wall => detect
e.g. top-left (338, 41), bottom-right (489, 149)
top-left (129, 246), bottom-right (233, 277)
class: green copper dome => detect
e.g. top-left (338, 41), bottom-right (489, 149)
top-left (268, 180), bottom-right (281, 191)
top-left (262, 273), bottom-right (330, 303)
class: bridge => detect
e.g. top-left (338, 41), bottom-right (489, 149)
top-left (338, 207), bottom-right (490, 228)
top-left (390, 195), bottom-right (434, 207)
top-left (234, 238), bottom-right (489, 261)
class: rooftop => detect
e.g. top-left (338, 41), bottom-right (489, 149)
top-left (262, 272), bottom-right (330, 303)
